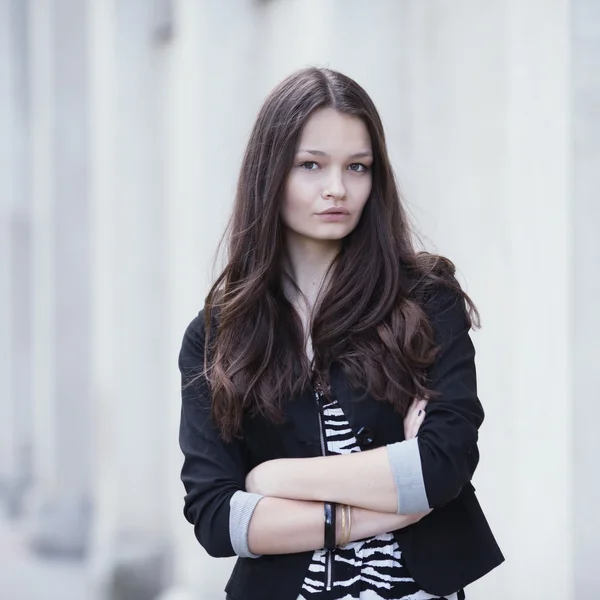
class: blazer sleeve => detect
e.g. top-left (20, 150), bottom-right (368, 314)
top-left (418, 286), bottom-right (484, 507)
top-left (179, 311), bottom-right (259, 558)
top-left (387, 285), bottom-right (484, 511)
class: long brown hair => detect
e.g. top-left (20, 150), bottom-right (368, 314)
top-left (203, 67), bottom-right (478, 441)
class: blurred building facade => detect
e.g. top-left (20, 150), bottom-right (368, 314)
top-left (1, 0), bottom-right (599, 599)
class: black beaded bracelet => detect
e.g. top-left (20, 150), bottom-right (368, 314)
top-left (324, 502), bottom-right (337, 551)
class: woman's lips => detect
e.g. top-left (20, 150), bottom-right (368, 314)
top-left (315, 212), bottom-right (350, 221)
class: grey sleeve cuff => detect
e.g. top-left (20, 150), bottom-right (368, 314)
top-left (386, 438), bottom-right (430, 514)
top-left (229, 490), bottom-right (264, 558)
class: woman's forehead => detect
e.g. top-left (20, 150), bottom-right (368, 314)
top-left (297, 108), bottom-right (371, 155)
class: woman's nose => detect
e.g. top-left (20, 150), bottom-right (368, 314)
top-left (322, 171), bottom-right (347, 201)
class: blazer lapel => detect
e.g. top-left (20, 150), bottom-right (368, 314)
top-left (330, 361), bottom-right (406, 448)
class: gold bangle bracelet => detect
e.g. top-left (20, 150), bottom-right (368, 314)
top-left (346, 505), bottom-right (352, 545)
top-left (339, 504), bottom-right (351, 547)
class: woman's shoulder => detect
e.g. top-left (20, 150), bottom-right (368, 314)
top-left (179, 305), bottom-right (224, 364)
top-left (184, 309), bottom-right (206, 341)
top-left (179, 309), bottom-right (208, 371)
top-left (406, 253), bottom-right (460, 302)
top-left (405, 252), bottom-right (475, 331)
top-left (424, 281), bottom-right (466, 316)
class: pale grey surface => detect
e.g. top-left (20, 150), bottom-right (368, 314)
top-left (573, 0), bottom-right (600, 595)
top-left (86, 0), bottom-right (171, 596)
top-left (0, 0), bottom-right (34, 523)
top-left (0, 512), bottom-right (90, 600)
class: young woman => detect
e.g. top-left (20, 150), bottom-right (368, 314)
top-left (178, 67), bottom-right (504, 600)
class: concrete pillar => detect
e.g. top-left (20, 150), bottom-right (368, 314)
top-left (0, 0), bottom-right (15, 510)
top-left (257, 0), bottom-right (335, 90)
top-left (159, 1), bottom-right (259, 598)
top-left (159, 1), bottom-right (206, 597)
top-left (88, 0), bottom-right (171, 597)
top-left (572, 0), bottom-right (600, 596)
top-left (0, 0), bottom-right (15, 513)
top-left (0, 0), bottom-right (34, 520)
top-left (26, 0), bottom-right (93, 556)
top-left (500, 1), bottom-right (572, 597)
top-left (389, 6), bottom-right (518, 599)
top-left (382, 2), bottom-right (573, 598)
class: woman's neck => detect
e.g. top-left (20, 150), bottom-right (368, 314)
top-left (281, 231), bottom-right (341, 312)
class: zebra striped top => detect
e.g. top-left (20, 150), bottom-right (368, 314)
top-left (297, 396), bottom-right (464, 600)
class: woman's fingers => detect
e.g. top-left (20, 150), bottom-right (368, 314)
top-left (405, 402), bottom-right (417, 437)
top-left (410, 398), bottom-right (427, 429)
top-left (404, 397), bottom-right (428, 439)
top-left (403, 398), bottom-right (419, 439)
top-left (406, 399), bottom-right (421, 438)
top-left (413, 399), bottom-right (427, 436)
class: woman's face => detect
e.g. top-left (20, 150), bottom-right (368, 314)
top-left (281, 108), bottom-right (373, 244)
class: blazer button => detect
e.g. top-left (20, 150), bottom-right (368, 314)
top-left (356, 426), bottom-right (375, 447)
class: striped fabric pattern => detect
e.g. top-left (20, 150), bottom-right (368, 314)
top-left (298, 398), bottom-right (464, 600)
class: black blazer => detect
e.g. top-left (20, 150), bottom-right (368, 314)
top-left (178, 287), bottom-right (504, 599)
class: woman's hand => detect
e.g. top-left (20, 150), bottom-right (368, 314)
top-left (404, 396), bottom-right (428, 440)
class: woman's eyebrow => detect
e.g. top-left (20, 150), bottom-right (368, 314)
top-left (297, 149), bottom-right (373, 159)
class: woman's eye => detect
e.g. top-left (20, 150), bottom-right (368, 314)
top-left (300, 161), bottom-right (319, 170)
top-left (349, 163), bottom-right (369, 172)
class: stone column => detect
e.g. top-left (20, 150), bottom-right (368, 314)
top-left (0, 0), bottom-right (34, 520)
top-left (88, 0), bottom-right (171, 597)
top-left (159, 1), bottom-right (260, 598)
top-left (0, 0), bottom-right (16, 513)
top-left (502, 2), bottom-right (572, 598)
top-left (26, 0), bottom-right (93, 556)
top-left (257, 0), bottom-right (335, 91)
top-left (158, 1), bottom-right (207, 598)
top-left (388, 2), bottom-right (573, 598)
top-left (572, 0), bottom-right (600, 595)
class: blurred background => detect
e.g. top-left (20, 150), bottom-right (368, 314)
top-left (1, 0), bottom-right (599, 599)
